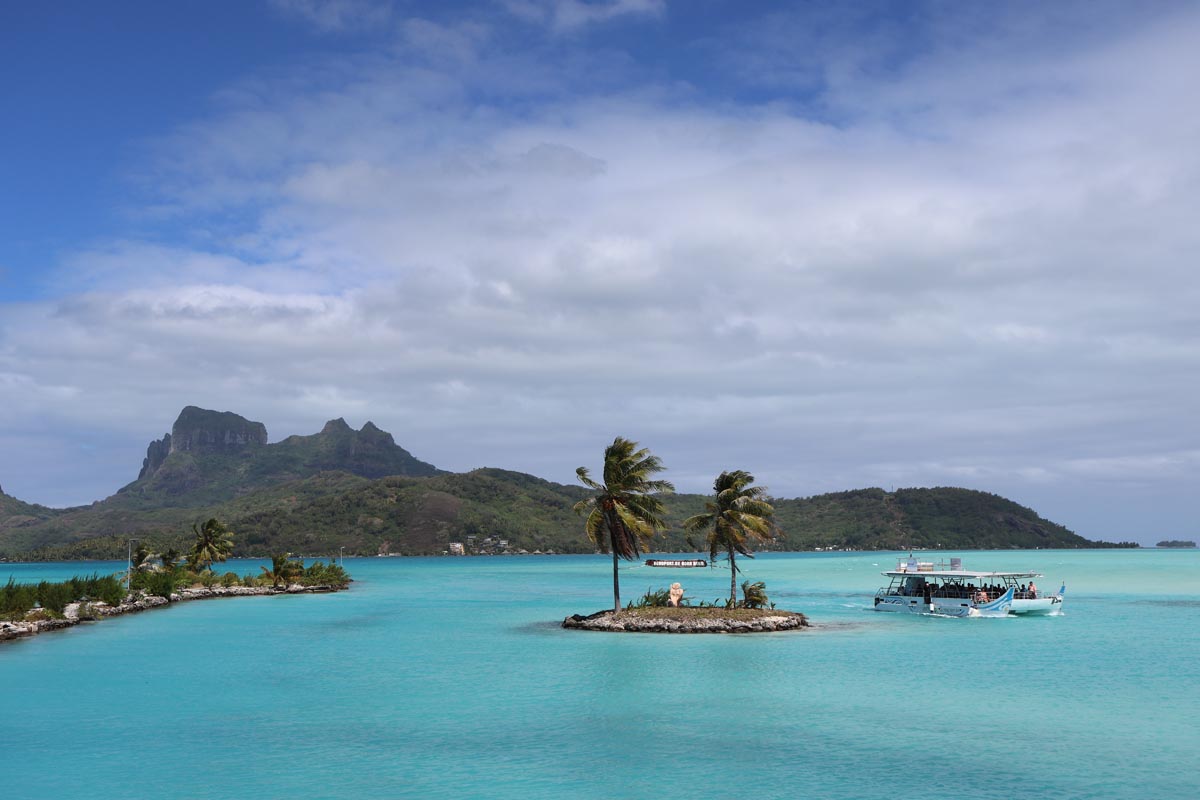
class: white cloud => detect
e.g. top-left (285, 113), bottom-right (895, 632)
top-left (2, 4), bottom-right (1199, 543)
top-left (502, 0), bottom-right (665, 32)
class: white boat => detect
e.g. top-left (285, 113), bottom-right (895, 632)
top-left (874, 557), bottom-right (1064, 617)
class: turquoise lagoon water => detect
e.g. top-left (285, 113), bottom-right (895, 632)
top-left (2, 550), bottom-right (1197, 800)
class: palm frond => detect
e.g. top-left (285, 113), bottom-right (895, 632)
top-left (584, 508), bottom-right (606, 549)
top-left (575, 466), bottom-right (602, 491)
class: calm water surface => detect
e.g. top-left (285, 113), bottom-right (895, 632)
top-left (2, 550), bottom-right (1197, 799)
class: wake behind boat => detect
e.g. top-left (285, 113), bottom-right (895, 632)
top-left (874, 557), bottom-right (1064, 617)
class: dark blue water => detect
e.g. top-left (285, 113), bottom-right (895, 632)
top-left (2, 551), bottom-right (1197, 799)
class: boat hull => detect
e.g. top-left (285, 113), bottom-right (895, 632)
top-left (873, 595), bottom-right (931, 613)
top-left (1010, 596), bottom-right (1063, 614)
top-left (873, 587), bottom-right (1014, 617)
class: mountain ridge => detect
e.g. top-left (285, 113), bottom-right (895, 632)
top-left (0, 406), bottom-right (1131, 558)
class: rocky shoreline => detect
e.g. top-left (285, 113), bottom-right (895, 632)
top-left (562, 608), bottom-right (809, 633)
top-left (0, 584), bottom-right (345, 643)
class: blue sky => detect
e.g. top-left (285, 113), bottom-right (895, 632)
top-left (2, 0), bottom-right (1198, 545)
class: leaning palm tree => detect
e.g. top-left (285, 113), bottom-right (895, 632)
top-left (574, 437), bottom-right (674, 612)
top-left (130, 544), bottom-right (152, 572)
top-left (188, 518), bottom-right (234, 572)
top-left (260, 554), bottom-right (302, 589)
top-left (683, 470), bottom-right (775, 606)
top-left (159, 547), bottom-right (181, 572)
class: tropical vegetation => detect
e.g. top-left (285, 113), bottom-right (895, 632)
top-left (260, 554), bottom-right (303, 588)
top-left (683, 470), bottom-right (776, 605)
top-left (2, 559), bottom-right (352, 623)
top-left (1, 408), bottom-right (1133, 560)
top-left (626, 581), bottom-right (774, 611)
top-left (740, 580), bottom-right (769, 609)
top-left (2, 573), bottom-right (126, 620)
top-left (574, 437), bottom-right (674, 612)
top-left (130, 543), bottom-right (152, 572)
top-left (188, 518), bottom-right (234, 571)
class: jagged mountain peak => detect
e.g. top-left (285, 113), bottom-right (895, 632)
top-left (121, 406), bottom-right (442, 507)
top-left (170, 406), bottom-right (267, 454)
top-left (138, 407), bottom-right (269, 480)
top-left (321, 418), bottom-right (352, 434)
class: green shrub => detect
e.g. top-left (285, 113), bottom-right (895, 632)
top-left (298, 561), bottom-right (351, 588)
top-left (132, 570), bottom-right (179, 599)
top-left (3, 573), bottom-right (125, 617)
top-left (740, 580), bottom-right (769, 609)
top-left (220, 572), bottom-right (240, 587)
top-left (197, 570), bottom-right (219, 588)
top-left (97, 578), bottom-right (126, 606)
top-left (627, 586), bottom-right (690, 608)
top-left (2, 578), bottom-right (37, 620)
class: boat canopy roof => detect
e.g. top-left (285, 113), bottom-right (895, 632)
top-left (884, 558), bottom-right (1042, 580)
top-left (882, 569), bottom-right (1042, 579)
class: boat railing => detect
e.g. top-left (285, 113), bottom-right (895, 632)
top-left (893, 557), bottom-right (965, 573)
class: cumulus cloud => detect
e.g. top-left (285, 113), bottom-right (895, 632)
top-left (2, 2), bottom-right (1198, 541)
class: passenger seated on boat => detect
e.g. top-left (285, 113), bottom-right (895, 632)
top-left (974, 589), bottom-right (989, 603)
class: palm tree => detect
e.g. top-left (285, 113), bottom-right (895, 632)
top-left (683, 470), bottom-right (775, 606)
top-left (188, 518), bottom-right (234, 572)
top-left (131, 544), bottom-right (152, 572)
top-left (159, 547), bottom-right (181, 572)
top-left (741, 580), bottom-right (769, 609)
top-left (260, 554), bottom-right (301, 589)
top-left (574, 437), bottom-right (674, 612)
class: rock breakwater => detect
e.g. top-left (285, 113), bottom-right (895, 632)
top-left (562, 608), bottom-right (808, 633)
top-left (1, 583), bottom-right (344, 643)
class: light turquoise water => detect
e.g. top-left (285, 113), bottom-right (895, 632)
top-left (2, 550), bottom-right (1197, 799)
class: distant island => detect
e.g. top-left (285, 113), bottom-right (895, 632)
top-left (1, 405), bottom-right (1138, 561)
top-left (1156, 540), bottom-right (1197, 548)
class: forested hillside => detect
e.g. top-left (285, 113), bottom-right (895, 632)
top-left (0, 407), bottom-right (1127, 561)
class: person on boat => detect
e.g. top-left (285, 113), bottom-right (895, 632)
top-left (974, 588), bottom-right (989, 603)
top-left (1028, 581), bottom-right (1038, 599)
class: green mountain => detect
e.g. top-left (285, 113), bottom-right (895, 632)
top-left (767, 487), bottom-right (1097, 550)
top-left (0, 406), bottom-right (442, 555)
top-left (0, 406), bottom-right (1128, 560)
top-left (113, 406), bottom-right (442, 509)
top-left (0, 486), bottom-right (58, 531)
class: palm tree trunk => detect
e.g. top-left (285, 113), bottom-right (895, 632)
top-left (729, 546), bottom-right (737, 606)
top-left (612, 547), bottom-right (620, 612)
top-left (604, 507), bottom-right (624, 612)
